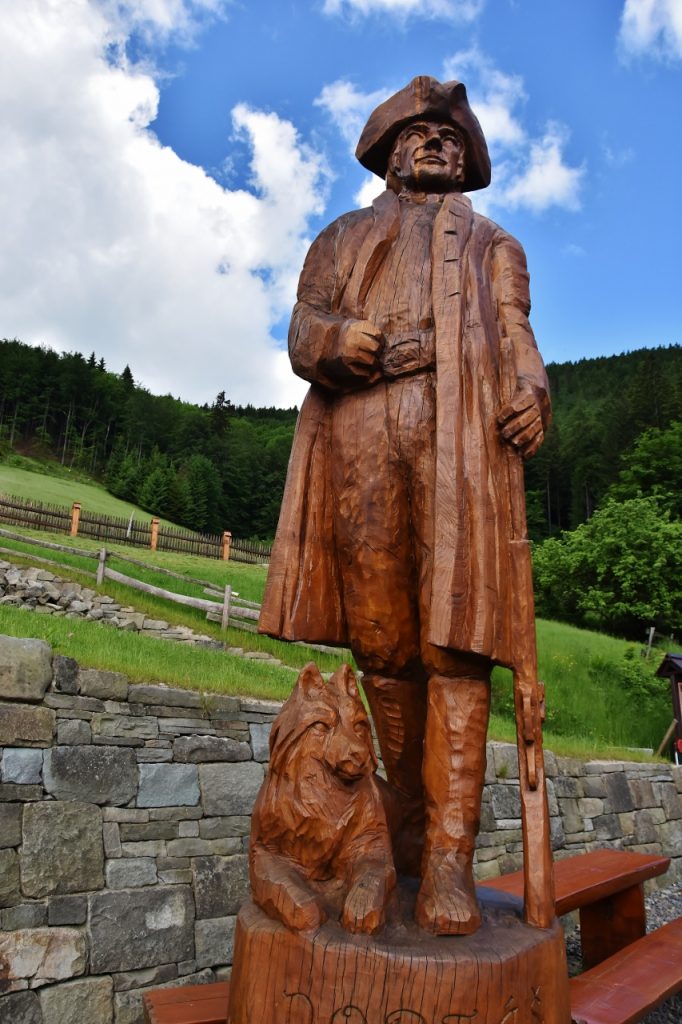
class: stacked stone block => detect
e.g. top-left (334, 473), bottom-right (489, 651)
top-left (1, 633), bottom-right (681, 1023)
top-left (0, 635), bottom-right (274, 1024)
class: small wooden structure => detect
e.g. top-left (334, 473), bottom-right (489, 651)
top-left (656, 653), bottom-right (682, 758)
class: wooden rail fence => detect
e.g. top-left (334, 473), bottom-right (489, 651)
top-left (0, 528), bottom-right (259, 632)
top-left (0, 493), bottom-right (271, 563)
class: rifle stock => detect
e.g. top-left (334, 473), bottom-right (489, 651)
top-left (501, 337), bottom-right (555, 929)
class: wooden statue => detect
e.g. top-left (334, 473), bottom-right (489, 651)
top-left (249, 662), bottom-right (396, 935)
top-left (230, 75), bottom-right (570, 1024)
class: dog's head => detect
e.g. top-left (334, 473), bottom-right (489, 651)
top-left (269, 662), bottom-right (378, 783)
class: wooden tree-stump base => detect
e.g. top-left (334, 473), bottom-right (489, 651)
top-left (228, 883), bottom-right (571, 1024)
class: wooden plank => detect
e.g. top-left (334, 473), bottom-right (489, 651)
top-left (143, 981), bottom-right (229, 1024)
top-left (569, 917), bottom-right (682, 1024)
top-left (579, 882), bottom-right (646, 969)
top-left (103, 567), bottom-right (218, 613)
top-left (481, 849), bottom-right (670, 913)
top-left (0, 526), bottom-right (97, 559)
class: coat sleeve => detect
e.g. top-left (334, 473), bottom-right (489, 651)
top-left (288, 215), bottom-right (368, 392)
top-left (491, 230), bottom-right (552, 430)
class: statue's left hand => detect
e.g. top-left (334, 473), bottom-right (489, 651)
top-left (497, 390), bottom-right (544, 459)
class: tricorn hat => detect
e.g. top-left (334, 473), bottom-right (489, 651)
top-left (355, 76), bottom-right (491, 192)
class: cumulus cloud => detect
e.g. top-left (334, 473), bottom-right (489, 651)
top-left (443, 47), bottom-right (584, 214)
top-left (99, 0), bottom-right (228, 45)
top-left (0, 0), bottom-right (325, 407)
top-left (354, 175), bottom-right (385, 208)
top-left (618, 0), bottom-right (682, 60)
top-left (322, 0), bottom-right (484, 22)
top-left (315, 80), bottom-right (390, 152)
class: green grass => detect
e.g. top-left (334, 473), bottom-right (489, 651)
top-left (0, 605), bottom-right (294, 700)
top-left (0, 510), bottom-right (673, 760)
top-left (492, 618), bottom-right (670, 754)
top-left (0, 461), bottom-right (177, 526)
top-left (0, 531), bottom-right (349, 675)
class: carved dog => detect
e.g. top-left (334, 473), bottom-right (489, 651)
top-left (249, 662), bottom-right (396, 934)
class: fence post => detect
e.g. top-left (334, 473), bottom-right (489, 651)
top-left (97, 548), bottom-right (107, 586)
top-left (221, 585), bottom-right (232, 632)
top-left (70, 502), bottom-right (81, 537)
top-left (222, 531), bottom-right (232, 561)
top-left (150, 518), bottom-right (159, 552)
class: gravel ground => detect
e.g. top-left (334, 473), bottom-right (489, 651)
top-left (564, 881), bottom-right (682, 1023)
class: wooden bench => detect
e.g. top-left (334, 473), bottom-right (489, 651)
top-left (142, 980), bottom-right (229, 1024)
top-left (480, 848), bottom-right (670, 968)
top-left (569, 916), bottom-right (682, 1024)
top-left (142, 851), bottom-right (674, 1024)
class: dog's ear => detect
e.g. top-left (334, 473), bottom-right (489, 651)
top-left (297, 662), bottom-right (326, 699)
top-left (332, 663), bottom-right (358, 700)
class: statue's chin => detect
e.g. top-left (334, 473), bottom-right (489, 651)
top-left (398, 171), bottom-right (462, 195)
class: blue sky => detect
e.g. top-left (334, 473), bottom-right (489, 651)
top-left (1, 0), bottom-right (680, 407)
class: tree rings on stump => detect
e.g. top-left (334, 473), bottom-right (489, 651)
top-left (228, 884), bottom-right (571, 1024)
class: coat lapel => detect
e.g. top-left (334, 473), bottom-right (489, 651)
top-left (339, 190), bottom-right (400, 318)
top-left (429, 192), bottom-right (475, 649)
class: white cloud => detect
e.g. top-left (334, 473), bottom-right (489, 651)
top-left (322, 0), bottom-right (484, 22)
top-left (619, 0), bottom-right (682, 60)
top-left (0, 0), bottom-right (326, 408)
top-left (315, 80), bottom-right (391, 152)
top-left (501, 124), bottom-right (583, 213)
top-left (354, 175), bottom-right (385, 207)
top-left (442, 48), bottom-right (585, 214)
top-left (99, 0), bottom-right (228, 45)
top-left (443, 48), bottom-right (526, 147)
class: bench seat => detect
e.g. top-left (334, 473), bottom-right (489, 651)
top-left (142, 980), bottom-right (229, 1024)
top-left (569, 916), bottom-right (682, 1024)
top-left (480, 848), bottom-right (670, 967)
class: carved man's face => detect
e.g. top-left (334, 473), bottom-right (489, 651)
top-left (389, 120), bottom-right (466, 193)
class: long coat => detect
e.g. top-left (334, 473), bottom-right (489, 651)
top-left (259, 189), bottom-right (551, 670)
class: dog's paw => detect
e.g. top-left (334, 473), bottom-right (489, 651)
top-left (342, 874), bottom-right (387, 935)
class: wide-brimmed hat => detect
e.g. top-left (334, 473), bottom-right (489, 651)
top-left (355, 75), bottom-right (491, 192)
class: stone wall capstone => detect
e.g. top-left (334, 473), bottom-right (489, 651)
top-left (0, 632), bottom-right (681, 1023)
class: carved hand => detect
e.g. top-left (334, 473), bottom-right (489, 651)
top-left (497, 389), bottom-right (545, 460)
top-left (325, 319), bottom-right (384, 386)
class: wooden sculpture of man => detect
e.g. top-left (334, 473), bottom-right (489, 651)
top-left (259, 76), bottom-right (551, 937)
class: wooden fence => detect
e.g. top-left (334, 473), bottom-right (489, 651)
top-left (0, 493), bottom-right (271, 563)
top-left (0, 527), bottom-right (256, 632)
top-left (0, 493), bottom-right (70, 533)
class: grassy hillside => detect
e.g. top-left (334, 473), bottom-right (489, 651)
top-left (0, 458), bottom-right (176, 526)
top-left (0, 462), bottom-right (672, 758)
top-left (0, 520), bottom-right (672, 760)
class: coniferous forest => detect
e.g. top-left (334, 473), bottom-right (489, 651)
top-left (1, 337), bottom-right (681, 639)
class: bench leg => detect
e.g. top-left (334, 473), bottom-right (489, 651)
top-left (579, 883), bottom-right (646, 969)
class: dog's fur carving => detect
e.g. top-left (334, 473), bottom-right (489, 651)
top-left (249, 662), bottom-right (396, 934)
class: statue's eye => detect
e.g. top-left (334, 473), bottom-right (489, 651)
top-left (310, 722), bottom-right (329, 735)
top-left (354, 720), bottom-right (370, 736)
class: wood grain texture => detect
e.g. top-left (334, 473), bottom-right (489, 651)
top-left (228, 887), bottom-right (570, 1024)
top-left (482, 849), bottom-right (670, 969)
top-left (142, 981), bottom-right (229, 1024)
top-left (569, 916), bottom-right (682, 1024)
top-left (250, 75), bottom-right (561, 1017)
top-left (249, 663), bottom-right (396, 936)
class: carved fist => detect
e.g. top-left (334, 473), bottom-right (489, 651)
top-left (326, 319), bottom-right (384, 386)
top-left (497, 389), bottom-right (545, 459)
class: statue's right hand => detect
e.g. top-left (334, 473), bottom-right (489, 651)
top-left (326, 319), bottom-right (383, 385)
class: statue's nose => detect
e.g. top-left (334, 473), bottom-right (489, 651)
top-left (424, 134), bottom-right (442, 150)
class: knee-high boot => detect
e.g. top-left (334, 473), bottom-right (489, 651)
top-left (361, 675), bottom-right (427, 877)
top-left (415, 675), bottom-right (491, 935)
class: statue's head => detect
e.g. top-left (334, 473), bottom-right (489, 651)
top-left (355, 76), bottom-right (491, 196)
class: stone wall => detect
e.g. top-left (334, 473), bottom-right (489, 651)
top-left (1, 634), bottom-right (681, 1024)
